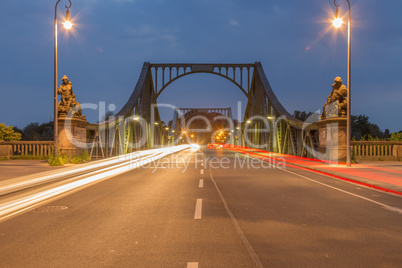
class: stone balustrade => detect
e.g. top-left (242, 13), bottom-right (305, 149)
top-left (0, 141), bottom-right (54, 159)
top-left (351, 141), bottom-right (402, 161)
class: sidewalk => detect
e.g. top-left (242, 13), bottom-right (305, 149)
top-left (0, 160), bottom-right (64, 182)
top-left (229, 147), bottom-right (402, 196)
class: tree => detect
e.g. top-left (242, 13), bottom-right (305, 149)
top-left (389, 132), bottom-right (402, 141)
top-left (98, 111), bottom-right (115, 123)
top-left (0, 123), bottom-right (22, 141)
top-left (22, 122), bottom-right (41, 141)
top-left (13, 126), bottom-right (23, 135)
top-left (351, 114), bottom-right (383, 140)
top-left (22, 122), bottom-right (54, 141)
top-left (292, 111), bottom-right (319, 122)
top-left (384, 129), bottom-right (391, 139)
top-left (38, 122), bottom-right (54, 141)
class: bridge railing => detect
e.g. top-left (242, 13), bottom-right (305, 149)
top-left (351, 141), bottom-right (402, 161)
top-left (0, 141), bottom-right (54, 159)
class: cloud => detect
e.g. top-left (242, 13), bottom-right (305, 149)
top-left (229, 19), bottom-right (240, 26)
top-left (273, 5), bottom-right (282, 14)
top-left (121, 24), bottom-right (181, 50)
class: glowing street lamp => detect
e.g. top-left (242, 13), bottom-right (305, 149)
top-left (332, 0), bottom-right (352, 166)
top-left (332, 5), bottom-right (343, 28)
top-left (332, 17), bottom-right (343, 28)
top-left (63, 8), bottom-right (73, 29)
top-left (54, 0), bottom-right (73, 155)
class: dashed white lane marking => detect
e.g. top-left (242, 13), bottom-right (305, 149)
top-left (194, 199), bottom-right (202, 220)
top-left (200, 169), bottom-right (204, 175)
top-left (201, 162), bottom-right (204, 167)
top-left (187, 262), bottom-right (198, 268)
top-left (209, 168), bottom-right (264, 268)
top-left (199, 179), bottom-right (204, 188)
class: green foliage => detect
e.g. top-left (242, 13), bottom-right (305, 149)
top-left (22, 122), bottom-right (40, 140)
top-left (389, 132), bottom-right (402, 141)
top-left (70, 151), bottom-right (91, 164)
top-left (13, 126), bottom-right (23, 135)
top-left (352, 114), bottom-right (383, 140)
top-left (10, 155), bottom-right (49, 160)
top-left (48, 151), bottom-right (90, 166)
top-left (0, 123), bottom-right (22, 141)
top-left (350, 150), bottom-right (356, 163)
top-left (360, 134), bottom-right (381, 141)
top-left (97, 111), bottom-right (115, 123)
top-left (48, 155), bottom-right (68, 166)
top-left (22, 122), bottom-right (53, 141)
top-left (293, 111), bottom-right (314, 122)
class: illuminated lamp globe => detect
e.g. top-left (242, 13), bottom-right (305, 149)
top-left (332, 17), bottom-right (343, 28)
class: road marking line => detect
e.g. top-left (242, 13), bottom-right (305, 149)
top-left (282, 168), bottom-right (402, 215)
top-left (200, 169), bottom-right (204, 175)
top-left (194, 199), bottom-right (202, 219)
top-left (199, 179), bottom-right (204, 188)
top-left (209, 168), bottom-right (264, 268)
top-left (201, 162), bottom-right (204, 167)
top-left (187, 262), bottom-right (198, 268)
top-left (235, 151), bottom-right (402, 215)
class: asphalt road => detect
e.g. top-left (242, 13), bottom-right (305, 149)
top-left (0, 148), bottom-right (401, 267)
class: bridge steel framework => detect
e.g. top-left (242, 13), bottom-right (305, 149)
top-left (88, 62), bottom-right (318, 158)
top-left (168, 107), bottom-right (234, 145)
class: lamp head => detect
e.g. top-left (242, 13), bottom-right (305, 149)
top-left (63, 9), bottom-right (73, 30)
top-left (332, 7), bottom-right (343, 28)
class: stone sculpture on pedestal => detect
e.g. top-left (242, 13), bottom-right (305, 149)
top-left (57, 75), bottom-right (85, 119)
top-left (57, 76), bottom-right (88, 156)
top-left (317, 77), bottom-right (348, 163)
top-left (320, 76), bottom-right (348, 120)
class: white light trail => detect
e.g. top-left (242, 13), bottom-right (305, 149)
top-left (0, 145), bottom-right (189, 196)
top-left (0, 145), bottom-right (190, 222)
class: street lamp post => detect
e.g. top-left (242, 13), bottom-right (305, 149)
top-left (54, 0), bottom-right (73, 155)
top-left (332, 0), bottom-right (352, 166)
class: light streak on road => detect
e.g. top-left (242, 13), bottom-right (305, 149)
top-left (0, 145), bottom-right (190, 196)
top-left (0, 145), bottom-right (190, 222)
top-left (190, 144), bottom-right (200, 151)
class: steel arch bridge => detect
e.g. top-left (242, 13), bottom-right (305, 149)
top-left (87, 62), bottom-right (318, 158)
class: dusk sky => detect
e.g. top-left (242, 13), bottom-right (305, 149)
top-left (1, 0), bottom-right (401, 132)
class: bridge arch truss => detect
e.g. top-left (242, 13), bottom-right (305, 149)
top-left (87, 62), bottom-right (318, 158)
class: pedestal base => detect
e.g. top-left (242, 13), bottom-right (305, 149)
top-left (317, 118), bottom-right (347, 163)
top-left (58, 115), bottom-right (88, 157)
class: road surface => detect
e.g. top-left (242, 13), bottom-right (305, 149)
top-left (0, 148), bottom-right (401, 267)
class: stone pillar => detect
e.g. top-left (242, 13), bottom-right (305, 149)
top-left (317, 118), bottom-right (347, 162)
top-left (58, 114), bottom-right (89, 157)
top-left (394, 145), bottom-right (402, 160)
top-left (0, 144), bottom-right (12, 159)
